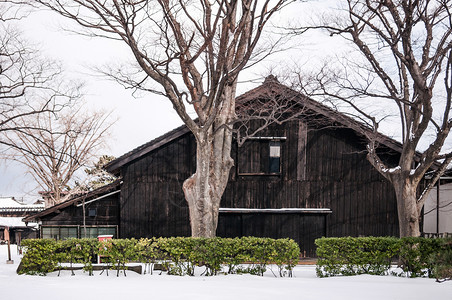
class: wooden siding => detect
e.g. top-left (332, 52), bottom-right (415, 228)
top-left (217, 213), bottom-right (326, 257)
top-left (119, 134), bottom-right (193, 238)
top-left (118, 119), bottom-right (400, 255)
top-left (40, 194), bottom-right (119, 227)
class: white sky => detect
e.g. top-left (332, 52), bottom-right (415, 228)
top-left (0, 8), bottom-right (185, 201)
top-left (0, 1), bottom-right (450, 202)
top-left (0, 2), bottom-right (317, 201)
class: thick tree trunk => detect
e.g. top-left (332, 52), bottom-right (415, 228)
top-left (182, 126), bottom-right (234, 237)
top-left (393, 179), bottom-right (421, 237)
top-left (182, 79), bottom-right (236, 237)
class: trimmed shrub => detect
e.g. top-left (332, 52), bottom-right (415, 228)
top-left (428, 238), bottom-right (452, 282)
top-left (316, 236), bottom-right (448, 279)
top-left (18, 239), bottom-right (58, 275)
top-left (136, 237), bottom-right (160, 274)
top-left (315, 237), bottom-right (399, 277)
top-left (398, 237), bottom-right (442, 278)
top-left (99, 238), bottom-right (138, 277)
top-left (19, 236), bottom-right (300, 277)
top-left (55, 238), bottom-right (99, 276)
top-left (273, 238), bottom-right (300, 277)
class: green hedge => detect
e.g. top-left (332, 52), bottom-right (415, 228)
top-left (315, 237), bottom-right (399, 277)
top-left (19, 238), bottom-right (100, 276)
top-left (315, 236), bottom-right (448, 279)
top-left (427, 238), bottom-right (452, 282)
top-left (18, 237), bottom-right (300, 277)
top-left (19, 239), bottom-right (59, 275)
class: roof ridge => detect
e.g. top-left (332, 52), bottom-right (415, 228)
top-left (104, 78), bottom-right (413, 173)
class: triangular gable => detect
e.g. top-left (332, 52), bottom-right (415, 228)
top-left (105, 77), bottom-right (410, 174)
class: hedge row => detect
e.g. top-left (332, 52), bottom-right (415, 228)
top-left (315, 236), bottom-right (452, 281)
top-left (19, 237), bottom-right (300, 277)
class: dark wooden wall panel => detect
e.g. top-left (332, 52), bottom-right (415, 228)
top-left (41, 195), bottom-right (119, 226)
top-left (118, 119), bottom-right (400, 252)
top-left (217, 213), bottom-right (326, 257)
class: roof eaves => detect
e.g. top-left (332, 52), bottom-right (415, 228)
top-left (105, 125), bottom-right (190, 173)
top-left (23, 180), bottom-right (121, 222)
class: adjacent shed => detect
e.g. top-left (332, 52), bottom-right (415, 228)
top-left (0, 197), bottom-right (44, 244)
top-left (24, 181), bottom-right (120, 240)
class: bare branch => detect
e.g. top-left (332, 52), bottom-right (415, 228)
top-left (4, 102), bottom-right (115, 206)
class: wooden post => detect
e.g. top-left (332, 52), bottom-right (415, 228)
top-left (297, 121), bottom-right (307, 181)
top-left (5, 227), bottom-right (14, 264)
top-left (436, 179), bottom-right (440, 234)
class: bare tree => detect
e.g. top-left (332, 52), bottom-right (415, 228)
top-left (0, 1), bottom-right (81, 155)
top-left (3, 103), bottom-right (114, 207)
top-left (35, 0), bottom-right (290, 237)
top-left (293, 0), bottom-right (452, 237)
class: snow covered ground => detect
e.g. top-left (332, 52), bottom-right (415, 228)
top-left (0, 244), bottom-right (450, 300)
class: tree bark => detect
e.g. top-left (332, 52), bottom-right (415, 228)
top-left (183, 127), bottom-right (234, 237)
top-left (182, 80), bottom-right (236, 237)
top-left (393, 178), bottom-right (421, 237)
top-left (310, 0), bottom-right (452, 238)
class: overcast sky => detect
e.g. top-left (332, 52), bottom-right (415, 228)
top-left (1, 1), bottom-right (326, 201)
top-left (0, 7), bottom-right (183, 200)
top-left (1, 1), bottom-right (449, 202)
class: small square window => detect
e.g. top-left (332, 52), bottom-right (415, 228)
top-left (88, 208), bottom-right (97, 217)
top-left (269, 141), bottom-right (281, 157)
top-left (238, 138), bottom-right (283, 175)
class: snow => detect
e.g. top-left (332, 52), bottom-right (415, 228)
top-left (219, 208), bottom-right (331, 213)
top-left (0, 197), bottom-right (44, 208)
top-left (0, 217), bottom-right (39, 228)
top-left (0, 197), bottom-right (24, 207)
top-left (0, 245), bottom-right (451, 300)
top-left (389, 166), bottom-right (402, 173)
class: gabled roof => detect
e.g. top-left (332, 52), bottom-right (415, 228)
top-left (23, 180), bottom-right (121, 222)
top-left (237, 76), bottom-right (406, 153)
top-left (105, 76), bottom-right (409, 174)
top-left (106, 125), bottom-right (190, 174)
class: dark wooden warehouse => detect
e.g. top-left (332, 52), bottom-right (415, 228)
top-left (27, 77), bottom-right (410, 256)
top-left (101, 77), bottom-right (403, 256)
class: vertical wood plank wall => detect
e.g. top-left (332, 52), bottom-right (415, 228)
top-left (119, 119), bottom-right (400, 256)
top-left (40, 195), bottom-right (120, 226)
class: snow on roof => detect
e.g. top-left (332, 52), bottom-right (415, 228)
top-left (0, 197), bottom-right (45, 212)
top-left (0, 197), bottom-right (24, 208)
top-left (0, 217), bottom-right (39, 229)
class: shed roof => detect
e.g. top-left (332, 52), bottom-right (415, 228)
top-left (23, 180), bottom-right (120, 222)
top-left (0, 217), bottom-right (39, 229)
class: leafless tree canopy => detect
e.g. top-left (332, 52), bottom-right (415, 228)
top-left (0, 2), bottom-right (81, 155)
top-left (4, 103), bottom-right (114, 207)
top-left (35, 0), bottom-right (287, 132)
top-left (35, 0), bottom-right (290, 237)
top-left (293, 0), bottom-right (452, 236)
